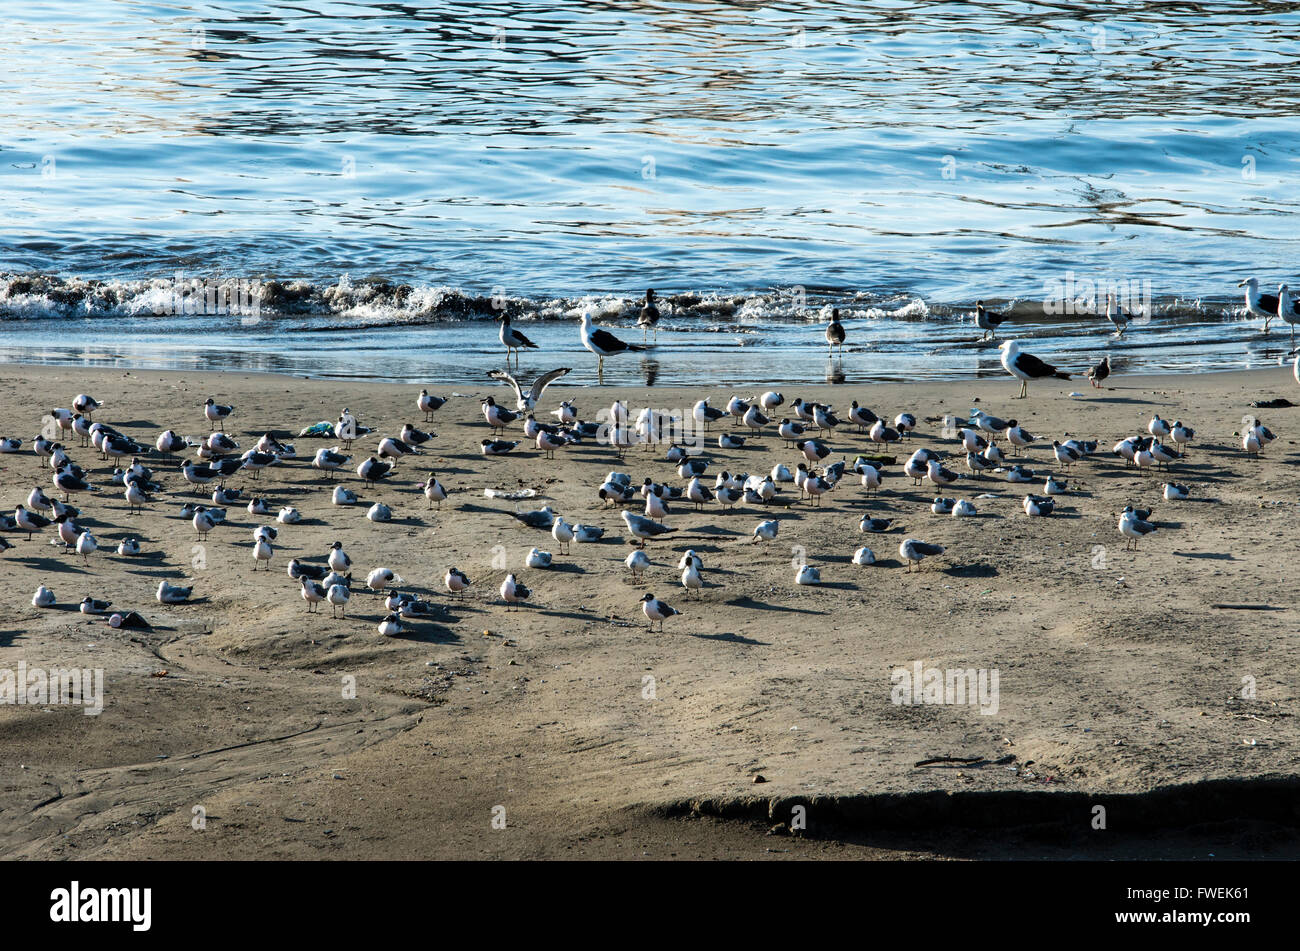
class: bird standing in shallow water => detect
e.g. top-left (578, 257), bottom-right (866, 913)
top-left (496, 312), bottom-right (538, 366)
top-left (825, 308), bottom-right (846, 355)
top-left (637, 289), bottom-right (660, 342)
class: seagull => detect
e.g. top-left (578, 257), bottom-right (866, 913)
top-left (625, 548), bottom-right (650, 580)
top-left (1086, 355), bottom-right (1111, 388)
top-left (1163, 482), bottom-right (1190, 501)
top-left (926, 458), bottom-right (960, 488)
top-left (622, 510), bottom-right (676, 548)
top-left (795, 564), bottom-right (821, 585)
top-left (1118, 505), bottom-right (1157, 551)
top-left (894, 412), bottom-right (917, 437)
top-left (637, 289), bottom-right (660, 341)
top-left (511, 505), bottom-right (556, 530)
top-left (1277, 285), bottom-right (1300, 344)
top-left (640, 593), bottom-right (679, 631)
top-left (1170, 421), bottom-right (1195, 453)
top-left (73, 394), bottom-right (102, 419)
top-left (760, 391), bottom-right (784, 411)
top-left (252, 537), bottom-right (274, 570)
top-left (377, 613), bottom-right (404, 637)
top-left (79, 596), bottom-right (111, 615)
top-left (497, 313), bottom-right (539, 365)
top-left (742, 404), bottom-right (770, 436)
top-left (952, 499), bottom-right (977, 517)
top-left (860, 516), bottom-right (893, 534)
top-left (869, 419), bottom-right (902, 448)
top-left (825, 308), bottom-right (846, 355)
top-left (999, 340), bottom-right (1071, 399)
top-left (1239, 277), bottom-right (1281, 333)
top-left (311, 447), bottom-right (352, 481)
top-left (299, 577), bottom-right (327, 612)
top-left (416, 472), bottom-right (448, 509)
top-left (445, 567), bottom-right (471, 599)
top-left (1023, 494), bottom-right (1056, 517)
top-left (1148, 415), bottom-right (1171, 438)
top-left (796, 438), bottom-right (831, 463)
top-left (288, 559), bottom-right (327, 582)
top-left (500, 573), bottom-right (531, 610)
top-left (14, 505), bottom-right (51, 539)
top-left (852, 546), bottom-right (876, 565)
top-left (277, 505), bottom-right (301, 524)
top-left (377, 436), bottom-right (419, 461)
top-left (718, 433), bottom-right (745, 450)
top-left (203, 398), bottom-right (234, 430)
top-left (488, 366), bottom-right (572, 412)
top-left (157, 580), bottom-right (193, 604)
top-left (580, 312), bottom-right (643, 373)
top-left (398, 423), bottom-right (434, 447)
top-left (365, 567), bottom-right (402, 596)
top-left (1003, 464), bottom-right (1036, 483)
top-left (480, 439), bottom-right (518, 456)
top-left (931, 497), bottom-right (955, 515)
top-left (1052, 440), bottom-right (1082, 470)
top-left (974, 301), bottom-right (1008, 341)
top-left (899, 539), bottom-right (945, 572)
top-left (753, 519), bottom-right (780, 543)
top-left (526, 547), bottom-right (552, 569)
top-left (332, 485), bottom-right (358, 506)
top-left (417, 389), bottom-right (447, 421)
top-left (117, 537), bottom-right (141, 556)
top-left (33, 585), bottom-right (56, 608)
top-left (846, 403), bottom-right (877, 433)
top-left (1105, 291), bottom-right (1128, 337)
top-left (367, 502), bottom-right (392, 522)
top-left (692, 399), bottom-right (727, 431)
top-left (357, 457), bottom-right (394, 486)
top-left (778, 418), bottom-right (807, 444)
top-left (572, 524), bottom-right (605, 544)
top-left (1044, 475), bottom-right (1067, 496)
top-left (327, 582), bottom-right (350, 617)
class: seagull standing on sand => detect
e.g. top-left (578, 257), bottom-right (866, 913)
top-left (417, 389), bottom-right (447, 421)
top-left (622, 510), bottom-right (676, 548)
top-left (580, 312), bottom-right (643, 374)
top-left (1086, 355), bottom-right (1111, 388)
top-left (899, 539), bottom-right (945, 572)
top-left (204, 398), bottom-right (234, 430)
top-left (500, 573), bottom-right (531, 610)
top-left (1119, 505), bottom-right (1158, 551)
top-left (640, 593), bottom-right (679, 631)
top-left (488, 367), bottom-right (572, 412)
top-left (999, 340), bottom-right (1071, 399)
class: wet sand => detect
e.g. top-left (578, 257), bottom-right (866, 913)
top-left (1, 362), bottom-right (1297, 859)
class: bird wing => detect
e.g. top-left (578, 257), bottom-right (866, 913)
top-left (527, 367), bottom-right (572, 403)
top-left (590, 327), bottom-right (627, 352)
top-left (1015, 351), bottom-right (1062, 377)
top-left (487, 369), bottom-right (524, 403)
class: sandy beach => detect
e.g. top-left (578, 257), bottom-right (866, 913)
top-left (1, 361), bottom-right (1297, 860)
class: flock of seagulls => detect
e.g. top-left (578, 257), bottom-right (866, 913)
top-left (5, 275), bottom-right (1293, 638)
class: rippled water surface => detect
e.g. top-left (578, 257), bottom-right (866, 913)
top-left (3, 1), bottom-right (1300, 383)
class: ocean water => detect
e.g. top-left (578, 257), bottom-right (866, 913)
top-left (3, 1), bottom-right (1300, 385)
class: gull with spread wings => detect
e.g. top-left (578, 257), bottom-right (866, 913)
top-left (487, 366), bottom-right (572, 412)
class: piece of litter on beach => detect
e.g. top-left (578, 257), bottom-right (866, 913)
top-left (484, 487), bottom-right (537, 499)
top-left (1068, 391), bottom-right (1084, 397)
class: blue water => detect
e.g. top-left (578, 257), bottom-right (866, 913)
top-left (2, 1), bottom-right (1300, 384)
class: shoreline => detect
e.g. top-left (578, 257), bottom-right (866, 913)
top-left (1, 362), bottom-right (1297, 859)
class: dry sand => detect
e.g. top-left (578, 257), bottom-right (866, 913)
top-left (1, 362), bottom-right (1297, 860)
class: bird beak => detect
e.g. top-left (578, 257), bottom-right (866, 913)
top-left (1237, 279), bottom-right (1248, 288)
